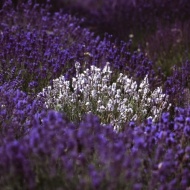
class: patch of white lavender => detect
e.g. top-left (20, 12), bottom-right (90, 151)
top-left (39, 62), bottom-right (171, 130)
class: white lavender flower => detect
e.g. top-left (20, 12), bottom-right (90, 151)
top-left (39, 62), bottom-right (171, 130)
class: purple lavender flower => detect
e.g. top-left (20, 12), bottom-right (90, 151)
top-left (0, 0), bottom-right (160, 95)
top-left (0, 109), bottom-right (189, 189)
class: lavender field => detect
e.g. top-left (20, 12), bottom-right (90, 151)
top-left (1, 0), bottom-right (190, 189)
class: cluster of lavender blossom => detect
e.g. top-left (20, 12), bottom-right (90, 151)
top-left (1, 0), bottom-right (190, 189)
top-left (39, 62), bottom-right (171, 130)
top-left (1, 109), bottom-right (190, 189)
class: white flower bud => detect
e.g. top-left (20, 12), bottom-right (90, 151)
top-left (75, 62), bottom-right (81, 69)
top-left (91, 90), bottom-right (97, 97)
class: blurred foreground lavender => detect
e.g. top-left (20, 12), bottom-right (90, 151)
top-left (0, 81), bottom-right (45, 146)
top-left (0, 110), bottom-right (190, 189)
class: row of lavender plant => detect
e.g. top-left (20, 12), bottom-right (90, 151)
top-left (1, 0), bottom-right (189, 106)
top-left (41, 0), bottom-right (190, 56)
top-left (0, 1), bottom-right (190, 189)
top-left (45, 0), bottom-right (190, 81)
top-left (0, 0), bottom-right (161, 92)
top-left (0, 108), bottom-right (190, 189)
top-left (20, 0), bottom-right (190, 39)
